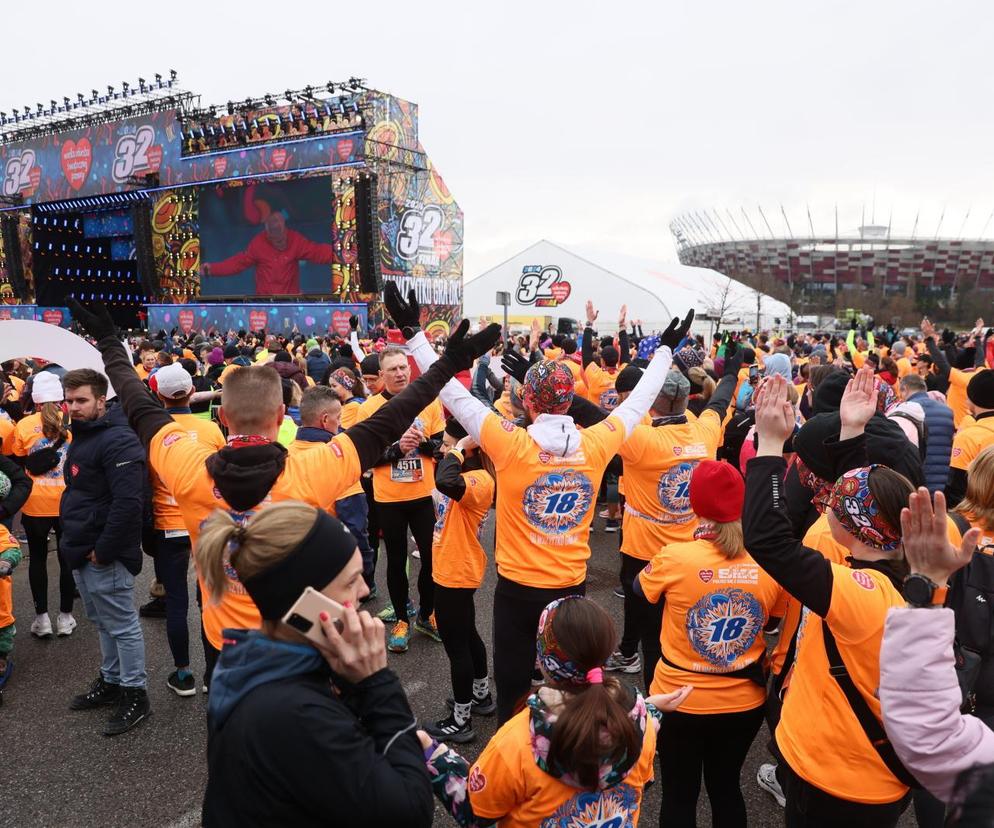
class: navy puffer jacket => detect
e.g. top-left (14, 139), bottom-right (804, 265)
top-left (906, 390), bottom-right (955, 494)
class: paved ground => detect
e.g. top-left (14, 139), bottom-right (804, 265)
top-left (4, 516), bottom-right (917, 827)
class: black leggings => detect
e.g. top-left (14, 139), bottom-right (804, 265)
top-left (22, 514), bottom-right (72, 615)
top-left (618, 552), bottom-right (663, 692)
top-left (781, 760), bottom-right (910, 827)
top-left (361, 473), bottom-right (380, 566)
top-left (378, 497), bottom-right (435, 621)
top-left (658, 704), bottom-right (765, 828)
top-left (434, 585), bottom-right (488, 705)
top-left (492, 576), bottom-right (586, 723)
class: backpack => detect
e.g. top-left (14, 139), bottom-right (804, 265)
top-left (717, 409), bottom-right (755, 466)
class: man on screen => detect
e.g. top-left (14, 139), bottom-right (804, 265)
top-left (200, 212), bottom-right (335, 295)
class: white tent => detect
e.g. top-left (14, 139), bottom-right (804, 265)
top-left (463, 240), bottom-right (793, 334)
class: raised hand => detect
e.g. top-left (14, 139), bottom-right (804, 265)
top-left (660, 309), bottom-right (695, 351)
top-left (349, 314), bottom-right (359, 332)
top-left (839, 365), bottom-right (878, 439)
top-left (618, 304), bottom-right (627, 330)
top-left (722, 338), bottom-right (742, 377)
top-left (501, 347), bottom-right (530, 384)
top-left (921, 317), bottom-right (937, 341)
top-left (67, 298), bottom-right (116, 342)
top-left (900, 488), bottom-right (980, 586)
top-left (383, 281), bottom-right (420, 332)
top-left (754, 375), bottom-right (795, 453)
top-left (444, 320), bottom-right (502, 372)
top-left (585, 300), bottom-right (598, 325)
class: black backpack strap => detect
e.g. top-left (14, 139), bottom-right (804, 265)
top-left (772, 615), bottom-right (803, 697)
top-left (948, 511), bottom-right (972, 538)
top-left (821, 622), bottom-right (919, 789)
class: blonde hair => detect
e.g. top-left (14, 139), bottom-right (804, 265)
top-left (196, 501), bottom-right (317, 604)
top-left (40, 401), bottom-right (67, 441)
top-left (709, 519), bottom-right (746, 560)
top-left (220, 365), bottom-right (283, 432)
top-left (956, 444), bottom-right (994, 534)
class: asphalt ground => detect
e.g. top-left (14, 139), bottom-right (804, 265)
top-left (3, 515), bottom-right (917, 827)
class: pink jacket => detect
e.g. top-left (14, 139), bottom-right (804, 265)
top-left (879, 607), bottom-right (994, 803)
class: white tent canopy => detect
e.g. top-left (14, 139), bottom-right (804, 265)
top-left (463, 240), bottom-right (793, 334)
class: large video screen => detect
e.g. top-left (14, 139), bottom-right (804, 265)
top-left (199, 177), bottom-right (335, 297)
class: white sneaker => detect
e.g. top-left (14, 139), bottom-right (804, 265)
top-left (31, 614), bottom-right (53, 638)
top-left (56, 613), bottom-right (77, 637)
top-left (756, 763), bottom-right (786, 808)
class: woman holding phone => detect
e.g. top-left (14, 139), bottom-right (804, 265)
top-left (198, 500), bottom-right (433, 828)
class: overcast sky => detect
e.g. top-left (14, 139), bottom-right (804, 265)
top-left (5, 0), bottom-right (993, 278)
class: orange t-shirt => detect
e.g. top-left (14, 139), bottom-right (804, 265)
top-left (355, 395), bottom-right (444, 503)
top-left (950, 415), bottom-right (994, 472)
top-left (135, 364), bottom-right (150, 381)
top-left (948, 367), bottom-right (981, 429)
top-left (0, 414), bottom-right (14, 455)
top-left (582, 362), bottom-right (620, 410)
top-left (11, 412), bottom-right (70, 517)
top-left (558, 358), bottom-right (587, 401)
top-left (639, 539), bottom-right (786, 713)
top-left (151, 413), bottom-right (225, 531)
top-left (480, 413), bottom-right (624, 588)
top-left (432, 467), bottom-right (494, 589)
top-left (148, 420), bottom-right (362, 648)
top-left (336, 399), bottom-right (365, 500)
top-left (618, 410), bottom-right (724, 560)
top-left (776, 565), bottom-right (908, 804)
top-left (0, 524), bottom-right (17, 627)
top-left (468, 703), bottom-right (656, 827)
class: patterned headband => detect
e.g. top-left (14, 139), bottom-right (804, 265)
top-left (536, 596), bottom-right (588, 685)
top-left (637, 335), bottom-right (661, 362)
top-left (827, 465), bottom-right (902, 551)
top-left (329, 369), bottom-right (356, 393)
top-left (523, 361), bottom-right (574, 415)
top-left (675, 346), bottom-right (704, 369)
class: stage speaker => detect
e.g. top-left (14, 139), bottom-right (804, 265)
top-left (131, 200), bottom-right (160, 298)
top-left (354, 172), bottom-right (382, 293)
top-left (0, 215), bottom-right (28, 302)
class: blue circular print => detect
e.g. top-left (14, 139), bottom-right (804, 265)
top-left (522, 469), bottom-right (594, 535)
top-left (686, 588), bottom-right (764, 667)
top-left (657, 461), bottom-right (699, 523)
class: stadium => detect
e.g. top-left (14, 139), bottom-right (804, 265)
top-left (670, 206), bottom-right (994, 326)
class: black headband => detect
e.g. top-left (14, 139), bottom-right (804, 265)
top-left (242, 509), bottom-right (357, 620)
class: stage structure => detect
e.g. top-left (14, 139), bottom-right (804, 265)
top-left (0, 73), bottom-right (463, 337)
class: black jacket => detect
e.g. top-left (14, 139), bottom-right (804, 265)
top-left (204, 630), bottom-right (432, 828)
top-left (60, 404), bottom-right (145, 573)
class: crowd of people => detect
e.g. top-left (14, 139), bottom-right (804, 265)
top-left (1, 285), bottom-right (993, 826)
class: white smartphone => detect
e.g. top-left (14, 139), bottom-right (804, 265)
top-left (281, 587), bottom-right (345, 646)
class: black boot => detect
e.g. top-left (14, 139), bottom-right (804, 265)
top-left (104, 687), bottom-right (151, 736)
top-left (139, 596), bottom-right (167, 619)
top-left (70, 676), bottom-right (122, 710)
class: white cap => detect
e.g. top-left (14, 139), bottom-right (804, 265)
top-left (150, 362), bottom-right (193, 399)
top-left (31, 371), bottom-right (63, 404)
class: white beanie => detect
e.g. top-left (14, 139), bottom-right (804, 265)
top-left (31, 371), bottom-right (64, 404)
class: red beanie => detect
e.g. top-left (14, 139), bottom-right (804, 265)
top-left (689, 460), bottom-right (744, 523)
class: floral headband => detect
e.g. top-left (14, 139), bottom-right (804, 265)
top-left (826, 465), bottom-right (902, 551)
top-left (536, 596), bottom-right (595, 685)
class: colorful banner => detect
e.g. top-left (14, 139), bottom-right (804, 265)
top-left (0, 305), bottom-right (72, 326)
top-left (145, 302), bottom-right (367, 337)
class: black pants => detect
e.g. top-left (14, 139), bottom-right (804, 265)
top-left (617, 553), bottom-right (663, 692)
top-left (361, 474), bottom-right (380, 566)
top-left (492, 576), bottom-right (585, 723)
top-left (196, 584), bottom-right (220, 686)
top-left (658, 705), bottom-right (765, 828)
top-left (22, 515), bottom-right (72, 615)
top-left (781, 760), bottom-right (910, 827)
top-left (764, 678), bottom-right (788, 788)
top-left (434, 585), bottom-right (488, 705)
top-left (378, 496), bottom-right (435, 621)
top-left (152, 531), bottom-right (191, 669)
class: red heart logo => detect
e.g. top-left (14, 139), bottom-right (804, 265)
top-left (698, 569), bottom-right (714, 583)
top-left (213, 156), bottom-right (228, 177)
top-left (145, 144), bottom-right (163, 172)
top-left (177, 308), bottom-right (195, 333)
top-left (249, 310), bottom-right (268, 331)
top-left (27, 166), bottom-right (41, 195)
top-left (61, 138), bottom-right (93, 191)
top-left (42, 309), bottom-right (64, 325)
top-left (271, 148), bottom-right (287, 168)
top-left (335, 138), bottom-right (354, 162)
top-left (0, 309), bottom-right (12, 320)
top-left (549, 280), bottom-right (571, 304)
top-left (330, 310), bottom-right (351, 337)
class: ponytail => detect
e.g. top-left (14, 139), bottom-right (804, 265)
top-left (40, 401), bottom-right (66, 442)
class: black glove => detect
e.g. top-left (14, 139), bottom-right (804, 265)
top-left (659, 309), bottom-right (695, 352)
top-left (501, 349), bottom-right (531, 384)
top-left (383, 281), bottom-right (420, 335)
top-left (723, 339), bottom-right (743, 377)
top-left (443, 320), bottom-right (502, 372)
top-left (68, 299), bottom-right (116, 342)
top-left (349, 314), bottom-right (359, 332)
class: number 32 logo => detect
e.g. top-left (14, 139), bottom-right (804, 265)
top-left (516, 265), bottom-right (572, 307)
top-left (2, 150), bottom-right (36, 197)
top-left (112, 125), bottom-right (158, 183)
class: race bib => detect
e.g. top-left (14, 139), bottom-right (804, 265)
top-left (391, 455), bottom-right (424, 483)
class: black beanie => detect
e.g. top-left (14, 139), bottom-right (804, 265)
top-left (615, 364), bottom-right (643, 394)
top-left (274, 351), bottom-right (292, 363)
top-left (360, 354), bottom-right (379, 375)
top-left (812, 372), bottom-right (849, 414)
top-left (223, 344), bottom-right (239, 359)
top-left (967, 371), bottom-right (994, 410)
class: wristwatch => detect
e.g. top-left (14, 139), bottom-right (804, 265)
top-left (902, 573), bottom-right (948, 608)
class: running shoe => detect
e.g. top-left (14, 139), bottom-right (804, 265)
top-left (388, 621), bottom-right (411, 653)
top-left (604, 518), bottom-right (620, 533)
top-left (139, 596), bottom-right (167, 619)
top-left (424, 713), bottom-right (474, 744)
top-left (605, 651), bottom-right (642, 674)
top-left (56, 613), bottom-right (77, 637)
top-left (598, 508), bottom-right (610, 518)
top-left (756, 763), bottom-right (786, 808)
top-left (377, 599), bottom-right (416, 622)
top-left (613, 586), bottom-right (625, 598)
top-left (414, 613), bottom-right (441, 642)
top-left (30, 614), bottom-right (53, 639)
top-left (0, 655), bottom-right (12, 689)
top-left (446, 692), bottom-right (496, 716)
top-left (167, 671), bottom-right (196, 697)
